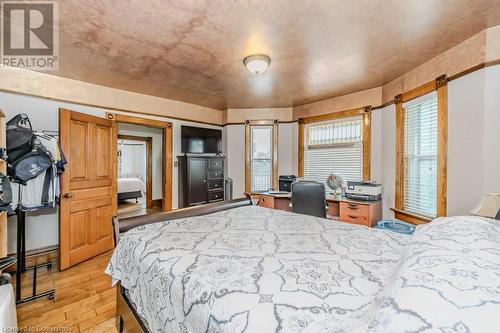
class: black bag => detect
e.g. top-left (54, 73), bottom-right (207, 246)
top-left (0, 173), bottom-right (12, 212)
top-left (8, 143), bottom-right (53, 184)
top-left (6, 114), bottom-right (35, 164)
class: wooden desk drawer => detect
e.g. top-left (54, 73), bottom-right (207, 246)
top-left (327, 201), bottom-right (340, 217)
top-left (208, 179), bottom-right (223, 191)
top-left (258, 195), bottom-right (274, 208)
top-left (340, 212), bottom-right (369, 226)
top-left (340, 202), bottom-right (369, 217)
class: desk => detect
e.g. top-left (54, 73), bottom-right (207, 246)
top-left (257, 193), bottom-right (382, 227)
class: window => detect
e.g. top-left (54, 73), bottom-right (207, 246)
top-left (251, 126), bottom-right (273, 191)
top-left (298, 107), bottom-right (372, 183)
top-left (402, 92), bottom-right (438, 217)
top-left (394, 75), bottom-right (448, 223)
top-left (245, 120), bottom-right (278, 193)
top-left (304, 117), bottom-right (364, 185)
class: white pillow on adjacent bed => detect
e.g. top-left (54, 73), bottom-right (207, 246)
top-left (366, 215), bottom-right (500, 333)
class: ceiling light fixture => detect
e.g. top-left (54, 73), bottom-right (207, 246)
top-left (243, 54), bottom-right (271, 75)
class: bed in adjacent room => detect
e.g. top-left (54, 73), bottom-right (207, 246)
top-left (117, 177), bottom-right (145, 202)
top-left (106, 199), bottom-right (500, 332)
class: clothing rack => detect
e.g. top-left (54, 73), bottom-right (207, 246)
top-left (4, 117), bottom-right (63, 304)
top-left (40, 130), bottom-right (59, 135)
top-left (14, 184), bottom-right (55, 304)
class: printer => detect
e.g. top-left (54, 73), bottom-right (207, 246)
top-left (345, 181), bottom-right (382, 201)
top-left (278, 175), bottom-right (297, 192)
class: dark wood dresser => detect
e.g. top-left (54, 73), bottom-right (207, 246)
top-left (178, 155), bottom-right (225, 208)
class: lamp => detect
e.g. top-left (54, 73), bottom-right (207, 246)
top-left (243, 54), bottom-right (271, 75)
top-left (470, 193), bottom-right (500, 218)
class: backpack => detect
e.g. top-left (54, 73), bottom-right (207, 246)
top-left (6, 114), bottom-right (35, 164)
top-left (0, 173), bottom-right (12, 212)
top-left (8, 141), bottom-right (53, 184)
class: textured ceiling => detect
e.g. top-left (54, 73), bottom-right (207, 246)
top-left (51, 0), bottom-right (500, 110)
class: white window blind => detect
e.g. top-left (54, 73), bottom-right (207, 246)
top-left (251, 126), bottom-right (273, 192)
top-left (403, 92), bottom-right (438, 217)
top-left (304, 118), bottom-right (363, 186)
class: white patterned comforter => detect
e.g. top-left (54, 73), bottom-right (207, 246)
top-left (105, 206), bottom-right (500, 332)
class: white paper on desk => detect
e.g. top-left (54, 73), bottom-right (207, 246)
top-left (0, 284), bottom-right (17, 330)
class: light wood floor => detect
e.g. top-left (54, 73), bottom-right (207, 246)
top-left (14, 251), bottom-right (117, 333)
top-left (117, 198), bottom-right (162, 219)
top-left (117, 197), bottom-right (146, 215)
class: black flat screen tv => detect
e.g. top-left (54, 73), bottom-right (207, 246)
top-left (181, 125), bottom-right (222, 154)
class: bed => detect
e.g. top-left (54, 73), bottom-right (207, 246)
top-left (106, 199), bottom-right (500, 332)
top-left (117, 177), bottom-right (145, 202)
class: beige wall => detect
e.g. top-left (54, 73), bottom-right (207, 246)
top-left (485, 26), bottom-right (500, 62)
top-left (0, 67), bottom-right (224, 125)
top-left (380, 27), bottom-right (487, 103)
top-left (292, 25), bottom-right (500, 119)
top-left (225, 108), bottom-right (293, 123)
top-left (293, 87), bottom-right (382, 120)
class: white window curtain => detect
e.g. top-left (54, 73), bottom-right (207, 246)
top-left (304, 117), bottom-right (363, 187)
top-left (403, 91), bottom-right (438, 217)
top-left (251, 126), bottom-right (273, 192)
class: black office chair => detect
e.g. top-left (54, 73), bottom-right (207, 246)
top-left (291, 181), bottom-right (327, 218)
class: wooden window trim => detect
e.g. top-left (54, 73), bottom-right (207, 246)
top-left (393, 75), bottom-right (448, 224)
top-left (106, 112), bottom-right (173, 211)
top-left (390, 208), bottom-right (433, 225)
top-left (298, 106), bottom-right (372, 180)
top-left (245, 119), bottom-right (279, 193)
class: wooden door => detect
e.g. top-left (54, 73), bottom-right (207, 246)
top-left (59, 109), bottom-right (117, 270)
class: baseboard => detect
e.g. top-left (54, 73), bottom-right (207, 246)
top-left (5, 245), bottom-right (59, 273)
top-left (150, 199), bottom-right (162, 208)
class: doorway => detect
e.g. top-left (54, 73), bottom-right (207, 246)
top-left (117, 134), bottom-right (153, 215)
top-left (106, 112), bottom-right (173, 216)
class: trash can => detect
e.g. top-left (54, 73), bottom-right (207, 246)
top-left (224, 177), bottom-right (233, 201)
top-left (374, 220), bottom-right (416, 235)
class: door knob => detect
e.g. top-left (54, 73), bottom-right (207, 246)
top-left (63, 192), bottom-right (73, 198)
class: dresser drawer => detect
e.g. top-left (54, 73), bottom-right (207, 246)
top-left (208, 169), bottom-right (223, 179)
top-left (208, 190), bottom-right (224, 202)
top-left (340, 212), bottom-right (369, 226)
top-left (340, 202), bottom-right (370, 217)
top-left (208, 179), bottom-right (223, 191)
top-left (340, 202), bottom-right (371, 226)
top-left (208, 158), bottom-right (223, 170)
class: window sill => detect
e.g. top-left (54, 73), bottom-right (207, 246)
top-left (390, 208), bottom-right (434, 225)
